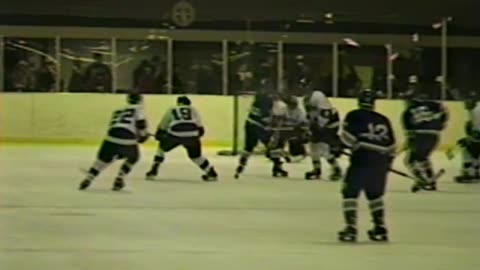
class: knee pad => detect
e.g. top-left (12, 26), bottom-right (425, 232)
top-left (365, 192), bottom-right (383, 201)
top-left (127, 154), bottom-right (139, 165)
top-left (341, 182), bottom-right (361, 199)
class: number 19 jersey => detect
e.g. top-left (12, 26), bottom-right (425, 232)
top-left (158, 105), bottom-right (203, 138)
top-left (105, 104), bottom-right (148, 145)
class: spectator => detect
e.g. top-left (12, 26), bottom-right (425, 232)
top-left (10, 60), bottom-right (35, 92)
top-left (36, 58), bottom-right (56, 91)
top-left (84, 53), bottom-right (112, 92)
top-left (148, 55), bottom-right (168, 93)
top-left (132, 59), bottom-right (153, 89)
top-left (338, 63), bottom-right (361, 97)
top-left (136, 65), bottom-right (156, 93)
top-left (68, 60), bottom-right (84, 92)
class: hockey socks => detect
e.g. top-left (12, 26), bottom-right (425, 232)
top-left (193, 157), bottom-right (218, 181)
top-left (79, 160), bottom-right (109, 190)
top-left (235, 152), bottom-right (250, 178)
top-left (338, 198), bottom-right (358, 242)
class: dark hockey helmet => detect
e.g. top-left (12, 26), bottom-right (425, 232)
top-left (177, 95), bottom-right (191, 106)
top-left (465, 91), bottom-right (479, 110)
top-left (358, 89), bottom-right (376, 109)
top-left (127, 92), bottom-right (142, 104)
top-left (283, 95), bottom-right (298, 109)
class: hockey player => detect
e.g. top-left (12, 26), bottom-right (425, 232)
top-left (401, 80), bottom-right (448, 192)
top-left (145, 96), bottom-right (218, 181)
top-left (338, 89), bottom-right (396, 242)
top-left (79, 93), bottom-right (149, 191)
top-left (303, 90), bottom-right (342, 181)
top-left (266, 95), bottom-right (309, 177)
top-left (234, 91), bottom-right (274, 178)
top-left (455, 93), bottom-right (480, 183)
top-left (283, 96), bottom-right (309, 162)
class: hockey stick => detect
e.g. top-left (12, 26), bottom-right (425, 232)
top-left (340, 150), bottom-right (445, 182)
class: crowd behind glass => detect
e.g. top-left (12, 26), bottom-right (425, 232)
top-left (3, 37), bottom-right (480, 99)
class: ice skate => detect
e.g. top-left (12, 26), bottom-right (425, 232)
top-left (79, 179), bottom-right (92, 190)
top-left (234, 165), bottom-right (244, 179)
top-left (367, 226), bottom-right (388, 242)
top-left (329, 166), bottom-right (342, 181)
top-left (112, 178), bottom-right (125, 191)
top-left (272, 165), bottom-right (288, 178)
top-left (455, 174), bottom-right (476, 183)
top-left (338, 226), bottom-right (357, 242)
top-left (202, 168), bottom-right (218, 182)
top-left (145, 170), bottom-right (157, 181)
top-left (305, 169), bottom-right (321, 180)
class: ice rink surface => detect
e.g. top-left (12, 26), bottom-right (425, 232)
top-left (0, 144), bottom-right (479, 270)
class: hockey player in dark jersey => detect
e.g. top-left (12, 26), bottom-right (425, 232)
top-left (338, 89), bottom-right (396, 242)
top-left (234, 91), bottom-right (274, 178)
top-left (79, 93), bottom-right (149, 191)
top-left (303, 90), bottom-right (342, 181)
top-left (455, 93), bottom-right (480, 183)
top-left (401, 85), bottom-right (448, 192)
top-left (145, 96), bottom-right (218, 181)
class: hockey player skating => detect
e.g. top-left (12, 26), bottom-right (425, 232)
top-left (303, 90), bottom-right (342, 181)
top-left (79, 93), bottom-right (149, 191)
top-left (145, 96), bottom-right (218, 182)
top-left (455, 92), bottom-right (480, 183)
top-left (234, 91), bottom-right (274, 178)
top-left (401, 77), bottom-right (448, 192)
top-left (338, 89), bottom-right (396, 242)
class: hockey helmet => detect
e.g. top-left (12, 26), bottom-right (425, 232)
top-left (465, 91), bottom-right (479, 110)
top-left (177, 95), bottom-right (191, 106)
top-left (282, 94), bottom-right (298, 109)
top-left (358, 89), bottom-right (376, 109)
top-left (127, 92), bottom-right (142, 104)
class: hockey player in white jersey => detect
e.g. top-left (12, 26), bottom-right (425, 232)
top-left (267, 95), bottom-right (309, 177)
top-left (303, 90), bottom-right (342, 181)
top-left (456, 92), bottom-right (480, 183)
top-left (283, 95), bottom-right (309, 162)
top-left (79, 93), bottom-right (149, 191)
top-left (145, 96), bottom-right (218, 181)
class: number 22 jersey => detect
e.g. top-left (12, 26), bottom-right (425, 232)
top-left (105, 104), bottom-right (148, 145)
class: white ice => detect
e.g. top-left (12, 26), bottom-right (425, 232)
top-left (0, 144), bottom-right (479, 270)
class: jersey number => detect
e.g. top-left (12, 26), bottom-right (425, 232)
top-left (111, 109), bottom-right (134, 125)
top-left (366, 124), bottom-right (389, 141)
top-left (172, 108), bottom-right (192, 121)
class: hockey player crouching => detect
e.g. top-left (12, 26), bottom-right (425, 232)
top-left (79, 93), bottom-right (149, 191)
top-left (338, 89), bottom-right (396, 242)
top-left (303, 90), bottom-right (342, 181)
top-left (455, 92), bottom-right (480, 183)
top-left (267, 95), bottom-right (310, 177)
top-left (145, 96), bottom-right (218, 182)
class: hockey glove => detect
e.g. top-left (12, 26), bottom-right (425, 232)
top-left (138, 135), bottom-right (149, 143)
top-left (155, 129), bottom-right (167, 141)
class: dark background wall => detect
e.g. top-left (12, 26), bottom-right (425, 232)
top-left (0, 0), bottom-right (478, 31)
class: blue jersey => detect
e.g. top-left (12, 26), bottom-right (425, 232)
top-left (340, 109), bottom-right (396, 155)
top-left (402, 100), bottom-right (448, 136)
